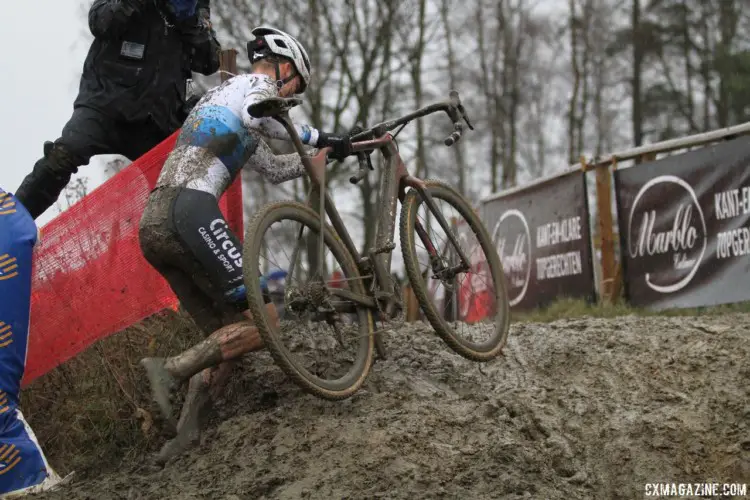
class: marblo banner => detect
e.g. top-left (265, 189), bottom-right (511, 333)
top-left (482, 171), bottom-right (595, 310)
top-left (615, 135), bottom-right (750, 309)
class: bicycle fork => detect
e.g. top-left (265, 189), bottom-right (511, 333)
top-left (411, 184), bottom-right (472, 279)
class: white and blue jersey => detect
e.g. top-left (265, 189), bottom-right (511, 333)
top-left (154, 73), bottom-right (321, 197)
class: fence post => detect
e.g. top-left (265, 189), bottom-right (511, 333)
top-left (587, 156), bottom-right (618, 303)
top-left (404, 284), bottom-right (420, 322)
top-left (218, 49), bottom-right (243, 238)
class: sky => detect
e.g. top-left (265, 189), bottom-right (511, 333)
top-left (0, 2), bottom-right (112, 226)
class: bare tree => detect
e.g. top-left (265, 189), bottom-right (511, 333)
top-left (438, 0), bottom-right (468, 194)
top-left (56, 177), bottom-right (89, 214)
top-left (103, 157), bottom-right (130, 179)
top-left (631, 0), bottom-right (645, 146)
top-left (567, 0), bottom-right (595, 163)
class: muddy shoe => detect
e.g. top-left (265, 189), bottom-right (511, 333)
top-left (155, 430), bottom-right (200, 465)
top-left (155, 374), bottom-right (212, 465)
top-left (140, 357), bottom-right (178, 432)
top-left (154, 399), bottom-right (207, 465)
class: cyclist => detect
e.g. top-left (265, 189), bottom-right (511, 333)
top-left (138, 25), bottom-right (353, 463)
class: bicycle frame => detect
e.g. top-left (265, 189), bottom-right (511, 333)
top-left (273, 112), bottom-right (473, 316)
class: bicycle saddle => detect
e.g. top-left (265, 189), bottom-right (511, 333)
top-left (246, 97), bottom-right (302, 118)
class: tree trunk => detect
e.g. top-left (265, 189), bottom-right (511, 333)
top-left (699, 4), bottom-right (712, 130)
top-left (412, 0), bottom-right (428, 179)
top-left (503, 6), bottom-right (524, 188)
top-left (576, 0), bottom-right (593, 156)
top-left (496, 1), bottom-right (510, 189)
top-left (632, 0), bottom-right (644, 146)
top-left (477, 0), bottom-right (499, 193)
top-left (716, 0), bottom-right (738, 127)
top-left (440, 0), bottom-right (467, 194)
top-left (568, 0), bottom-right (581, 163)
top-left (681, 0), bottom-right (696, 132)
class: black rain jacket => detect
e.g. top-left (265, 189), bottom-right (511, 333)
top-left (74, 0), bottom-right (221, 134)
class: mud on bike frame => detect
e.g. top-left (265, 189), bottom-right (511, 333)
top-left (250, 90), bottom-right (475, 321)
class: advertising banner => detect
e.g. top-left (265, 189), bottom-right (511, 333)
top-left (482, 171), bottom-right (596, 310)
top-left (0, 188), bottom-right (61, 496)
top-left (615, 135), bottom-right (750, 309)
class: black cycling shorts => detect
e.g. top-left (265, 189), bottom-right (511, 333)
top-left (139, 186), bottom-right (270, 333)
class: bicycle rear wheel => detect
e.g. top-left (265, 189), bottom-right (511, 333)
top-left (243, 201), bottom-right (375, 400)
top-left (400, 180), bottom-right (510, 361)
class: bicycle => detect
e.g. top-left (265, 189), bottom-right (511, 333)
top-left (242, 90), bottom-right (510, 401)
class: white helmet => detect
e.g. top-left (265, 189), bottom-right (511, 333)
top-left (247, 26), bottom-right (311, 93)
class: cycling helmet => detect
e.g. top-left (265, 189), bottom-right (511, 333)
top-left (247, 26), bottom-right (311, 93)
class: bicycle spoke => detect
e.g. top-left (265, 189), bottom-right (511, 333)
top-left (255, 215), bottom-right (369, 381)
top-left (401, 181), bottom-right (509, 360)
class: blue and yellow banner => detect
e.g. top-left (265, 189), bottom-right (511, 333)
top-left (0, 188), bottom-right (59, 496)
top-left (0, 188), bottom-right (36, 406)
top-left (0, 192), bottom-right (17, 217)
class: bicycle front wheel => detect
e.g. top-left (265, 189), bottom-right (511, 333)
top-left (243, 201), bottom-right (375, 400)
top-left (400, 180), bottom-right (510, 361)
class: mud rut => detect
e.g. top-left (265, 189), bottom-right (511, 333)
top-left (38, 313), bottom-right (749, 499)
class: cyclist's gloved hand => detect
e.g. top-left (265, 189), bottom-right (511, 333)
top-left (318, 131), bottom-right (353, 161)
top-left (162, 0), bottom-right (198, 21)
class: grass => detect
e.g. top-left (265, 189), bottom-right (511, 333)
top-left (20, 308), bottom-right (204, 477)
top-left (513, 296), bottom-right (750, 323)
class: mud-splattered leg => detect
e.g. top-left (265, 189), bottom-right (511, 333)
top-left (143, 304), bottom-right (279, 461)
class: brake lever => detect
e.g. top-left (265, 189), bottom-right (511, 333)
top-left (448, 89), bottom-right (474, 132)
top-left (350, 152), bottom-right (370, 184)
top-left (458, 104), bottom-right (474, 130)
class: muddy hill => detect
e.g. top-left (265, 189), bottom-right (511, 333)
top-left (36, 313), bottom-right (749, 500)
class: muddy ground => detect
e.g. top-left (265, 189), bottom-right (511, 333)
top-left (36, 313), bottom-right (749, 499)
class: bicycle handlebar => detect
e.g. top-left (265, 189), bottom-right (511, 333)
top-left (344, 91), bottom-right (473, 185)
top-left (349, 90), bottom-right (474, 147)
top-left (246, 90), bottom-right (474, 186)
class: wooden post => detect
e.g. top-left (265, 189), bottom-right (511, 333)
top-left (404, 284), bottom-right (420, 322)
top-left (219, 49), bottom-right (238, 82)
top-left (589, 157), bottom-right (617, 303)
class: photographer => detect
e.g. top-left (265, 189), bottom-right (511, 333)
top-left (14, 0), bottom-right (221, 220)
